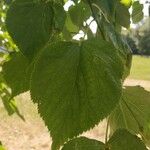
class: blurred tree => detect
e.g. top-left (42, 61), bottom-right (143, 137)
top-left (123, 17), bottom-right (150, 55)
top-left (125, 35), bottom-right (139, 54)
top-left (138, 31), bottom-right (150, 55)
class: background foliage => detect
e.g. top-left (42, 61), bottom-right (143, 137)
top-left (0, 0), bottom-right (150, 150)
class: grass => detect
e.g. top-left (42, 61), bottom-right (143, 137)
top-left (129, 55), bottom-right (150, 81)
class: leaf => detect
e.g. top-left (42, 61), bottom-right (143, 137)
top-left (0, 141), bottom-right (6, 150)
top-left (0, 72), bottom-right (24, 119)
top-left (115, 2), bottom-right (130, 28)
top-left (1, 90), bottom-right (17, 116)
top-left (69, 2), bottom-right (91, 27)
top-left (120, 0), bottom-right (132, 7)
top-left (0, 86), bottom-right (24, 120)
top-left (62, 137), bottom-right (105, 150)
top-left (65, 13), bottom-right (79, 33)
top-left (2, 53), bottom-right (30, 97)
top-left (0, 145), bottom-right (6, 150)
top-left (0, 147), bottom-right (5, 150)
top-left (62, 129), bottom-right (147, 150)
top-left (93, 0), bottom-right (117, 21)
top-left (109, 86), bottom-right (150, 138)
top-left (62, 26), bottom-right (72, 41)
top-left (98, 17), bottom-right (132, 80)
top-left (94, 0), bottom-right (130, 28)
top-left (53, 3), bottom-right (66, 31)
top-left (144, 123), bottom-right (150, 147)
top-left (108, 129), bottom-right (148, 150)
top-left (6, 0), bottom-right (53, 59)
top-left (31, 39), bottom-right (123, 149)
top-left (132, 1), bottom-right (144, 24)
top-left (113, 34), bottom-right (132, 80)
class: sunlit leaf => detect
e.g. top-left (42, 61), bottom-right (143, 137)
top-left (132, 1), bottom-right (144, 24)
top-left (31, 39), bottom-right (123, 149)
top-left (6, 0), bottom-right (53, 59)
top-left (3, 53), bottom-right (30, 97)
top-left (62, 137), bottom-right (105, 150)
top-left (110, 86), bottom-right (150, 144)
top-left (62, 129), bottom-right (147, 150)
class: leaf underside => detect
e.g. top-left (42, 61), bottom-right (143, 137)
top-left (6, 0), bottom-right (53, 59)
top-left (62, 137), bottom-right (105, 150)
top-left (31, 39), bottom-right (123, 149)
top-left (62, 129), bottom-right (147, 150)
top-left (2, 53), bottom-right (30, 97)
top-left (110, 86), bottom-right (150, 134)
top-left (132, 1), bottom-right (144, 24)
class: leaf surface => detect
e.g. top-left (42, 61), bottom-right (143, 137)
top-left (69, 2), bottom-right (91, 27)
top-left (62, 129), bottom-right (147, 150)
top-left (110, 86), bottom-right (150, 139)
top-left (120, 0), bottom-right (132, 7)
top-left (3, 53), bottom-right (30, 97)
top-left (115, 2), bottom-right (130, 28)
top-left (62, 137), bottom-right (105, 150)
top-left (31, 39), bottom-right (123, 149)
top-left (93, 0), bottom-right (117, 21)
top-left (132, 1), bottom-right (144, 23)
top-left (0, 142), bottom-right (6, 150)
top-left (53, 3), bottom-right (66, 31)
top-left (108, 129), bottom-right (148, 150)
top-left (6, 0), bottom-right (53, 59)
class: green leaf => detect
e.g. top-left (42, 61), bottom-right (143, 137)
top-left (0, 73), bottom-right (24, 119)
top-left (115, 2), bottom-right (130, 28)
top-left (108, 129), bottom-right (148, 150)
top-left (120, 0), bottom-right (132, 7)
top-left (113, 34), bottom-right (132, 80)
top-left (110, 86), bottom-right (150, 137)
top-left (0, 141), bottom-right (6, 150)
top-left (65, 13), bottom-right (79, 33)
top-left (6, 0), bottom-right (53, 59)
top-left (0, 146), bottom-right (6, 150)
top-left (69, 2), bottom-right (91, 27)
top-left (93, 0), bottom-right (117, 21)
top-left (0, 147), bottom-right (5, 150)
top-left (1, 91), bottom-right (17, 116)
top-left (2, 53), bottom-right (30, 97)
top-left (62, 26), bottom-right (72, 41)
top-left (132, 1), bottom-right (144, 24)
top-left (31, 39), bottom-right (123, 149)
top-left (53, 3), bottom-right (66, 31)
top-left (62, 129), bottom-right (147, 150)
top-left (98, 18), bottom-right (132, 80)
top-left (0, 86), bottom-right (24, 120)
top-left (62, 137), bottom-right (105, 150)
top-left (144, 123), bottom-right (150, 147)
